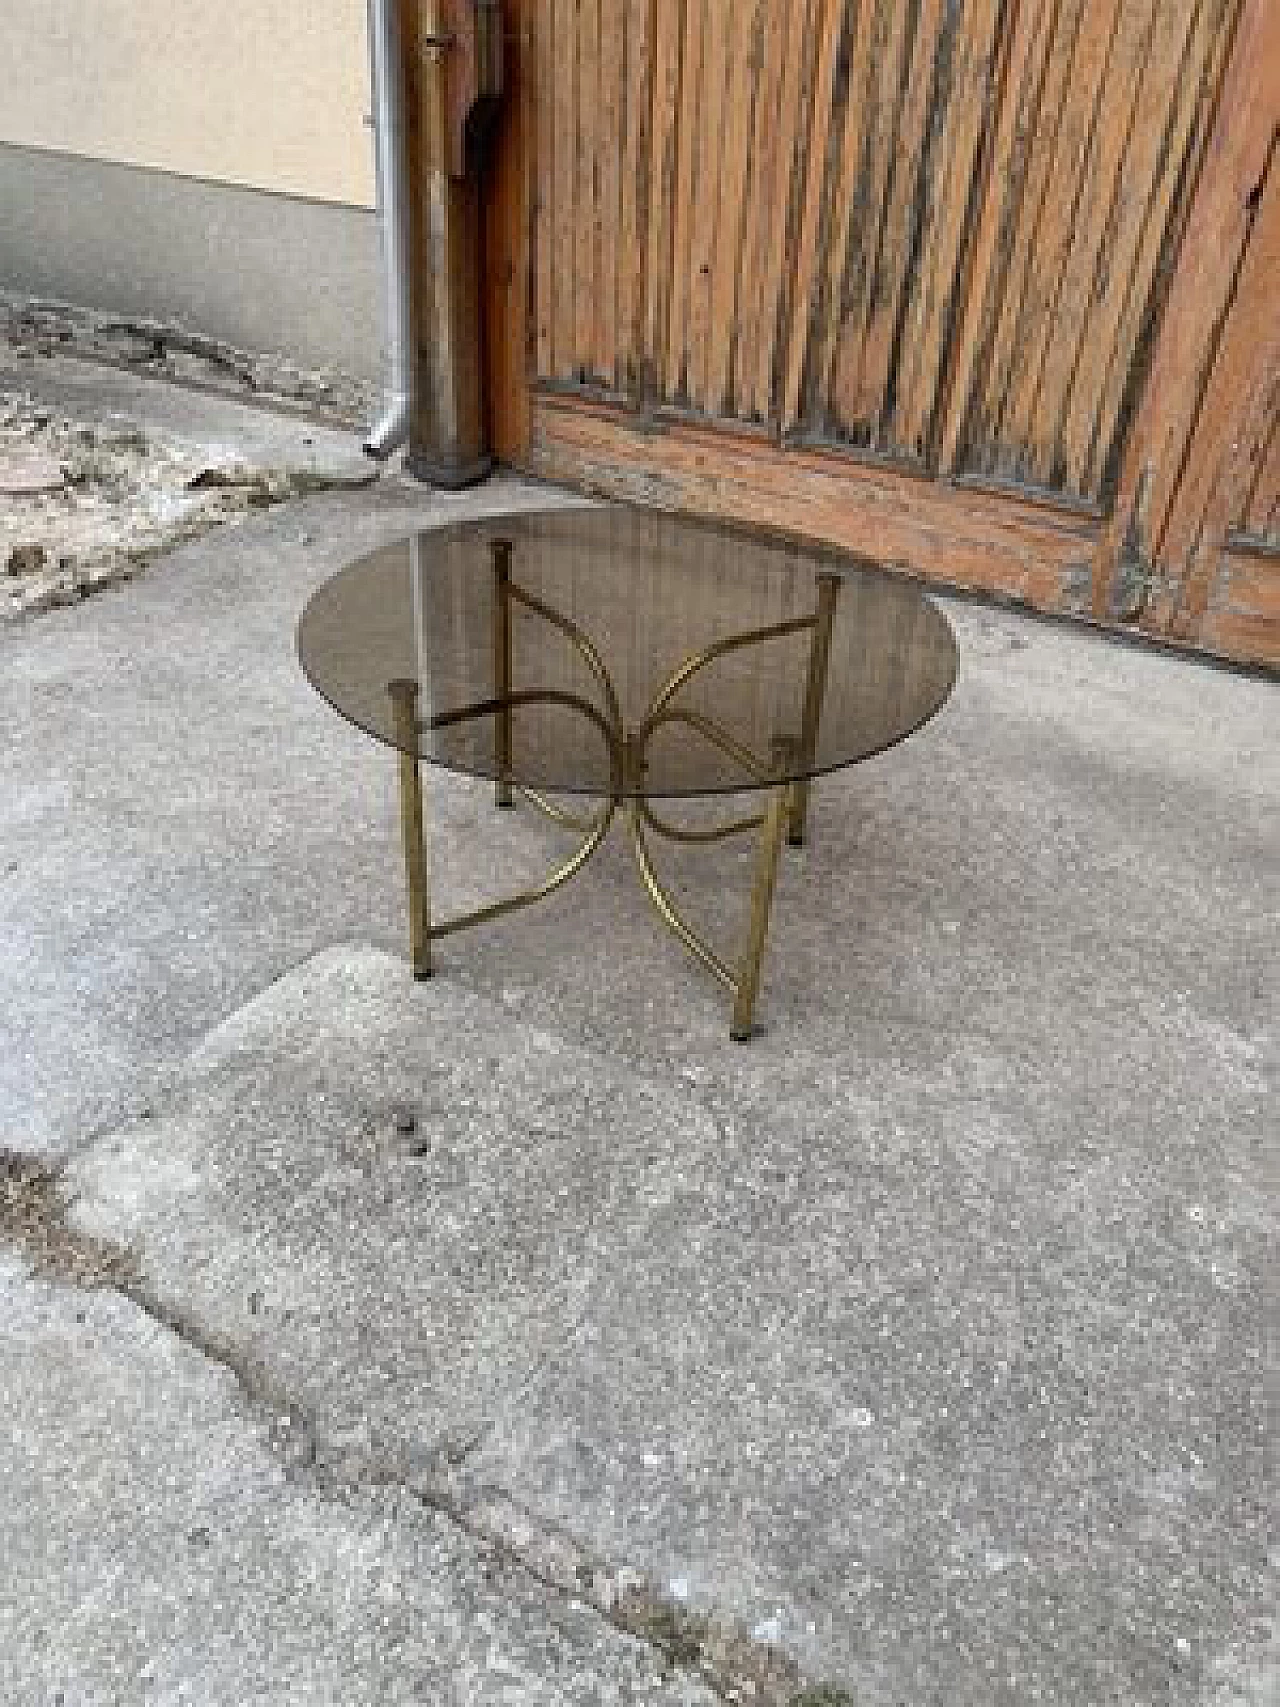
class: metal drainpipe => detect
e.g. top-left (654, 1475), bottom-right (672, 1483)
top-left (363, 0), bottom-right (414, 461)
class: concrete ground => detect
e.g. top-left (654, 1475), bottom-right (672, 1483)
top-left (1, 357), bottom-right (1275, 1706)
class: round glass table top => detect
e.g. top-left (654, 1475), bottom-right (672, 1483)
top-left (298, 505), bottom-right (957, 800)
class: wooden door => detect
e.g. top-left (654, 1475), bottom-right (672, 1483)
top-left (484, 0), bottom-right (1279, 669)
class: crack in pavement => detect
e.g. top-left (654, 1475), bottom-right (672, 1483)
top-left (0, 1145), bottom-right (853, 1707)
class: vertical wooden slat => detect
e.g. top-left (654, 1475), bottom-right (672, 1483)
top-left (1157, 158), bottom-right (1279, 602)
top-left (1164, 164), bottom-right (1280, 636)
top-left (974, 0), bottom-right (1081, 466)
top-left (735, 0), bottom-right (788, 420)
top-left (1059, 0), bottom-right (1210, 494)
top-left (780, 0), bottom-right (847, 434)
top-left (485, 0), bottom-right (533, 460)
top-left (1090, 0), bottom-right (1272, 617)
top-left (532, 0), bottom-right (555, 380)
top-left (705, 0), bottom-right (761, 417)
top-left (666, 0), bottom-right (706, 397)
top-left (808, 0), bottom-right (880, 431)
top-left (893, 0), bottom-right (1003, 460)
top-left (552, 0), bottom-right (579, 378)
top-left (848, 0), bottom-right (915, 425)
top-left (826, 0), bottom-right (915, 437)
top-left (739, 0), bottom-right (812, 423)
top-left (643, 0), bottom-right (683, 396)
top-left (686, 0), bottom-right (731, 410)
top-left (1024, 0), bottom-right (1158, 485)
top-left (1242, 416), bottom-right (1280, 539)
top-left (597, 0), bottom-right (625, 386)
top-left (937, 0), bottom-right (1051, 473)
top-left (1083, 0), bottom-right (1227, 497)
top-left (1001, 0), bottom-right (1126, 467)
top-left (575, 0), bottom-right (600, 379)
top-left (841, 0), bottom-right (946, 440)
top-left (616, 0), bottom-right (652, 395)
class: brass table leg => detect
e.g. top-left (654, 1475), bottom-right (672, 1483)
top-left (731, 779), bottom-right (790, 1041)
top-left (789, 571), bottom-right (840, 847)
top-left (389, 679), bottom-right (432, 981)
top-left (492, 539), bottom-right (514, 809)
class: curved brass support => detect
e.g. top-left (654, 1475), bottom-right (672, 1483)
top-left (428, 686), bottom-right (619, 754)
top-left (518, 786), bottom-right (612, 836)
top-left (430, 793), bottom-right (618, 941)
top-left (643, 708), bottom-right (774, 786)
top-left (625, 641), bottom-right (790, 1007)
top-left (639, 796), bottom-right (765, 844)
top-left (641, 613), bottom-right (817, 737)
top-left (509, 582), bottom-right (625, 737)
top-left (630, 801), bottom-right (738, 993)
top-left (422, 682), bottom-right (624, 943)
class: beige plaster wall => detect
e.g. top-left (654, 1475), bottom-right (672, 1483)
top-left (0, 1), bottom-right (375, 208)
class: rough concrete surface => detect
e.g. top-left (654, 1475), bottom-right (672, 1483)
top-left (0, 1259), bottom-right (715, 1707)
top-left (64, 941), bottom-right (1275, 1703)
top-left (1, 358), bottom-right (1276, 1704)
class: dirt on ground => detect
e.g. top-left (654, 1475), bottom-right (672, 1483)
top-left (1, 387), bottom-right (348, 620)
top-left (0, 1149), bottom-right (138, 1290)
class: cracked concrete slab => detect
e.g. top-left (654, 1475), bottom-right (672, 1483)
top-left (68, 948), bottom-right (720, 1476)
top-left (64, 938), bottom-right (1275, 1705)
top-left (0, 1255), bottom-right (718, 1706)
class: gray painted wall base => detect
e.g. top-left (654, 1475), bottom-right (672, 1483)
top-left (0, 144), bottom-right (382, 385)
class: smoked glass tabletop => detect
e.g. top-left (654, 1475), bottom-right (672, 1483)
top-left (297, 505), bottom-right (957, 800)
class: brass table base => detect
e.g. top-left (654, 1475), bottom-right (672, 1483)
top-left (387, 546), bottom-right (840, 1041)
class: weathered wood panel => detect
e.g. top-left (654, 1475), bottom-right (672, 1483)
top-left (1091, 0), bottom-right (1277, 635)
top-left (489, 0), bottom-right (1278, 667)
top-left (526, 0), bottom-right (1239, 490)
top-left (1152, 141), bottom-right (1279, 651)
top-left (780, 1), bottom-right (844, 432)
top-left (952, 0), bottom-right (1240, 502)
top-left (484, 0), bottom-right (532, 462)
top-left (738, 1), bottom-right (812, 422)
top-left (1237, 418), bottom-right (1280, 548)
top-left (890, 0), bottom-right (1003, 463)
top-left (1204, 547), bottom-right (1280, 665)
top-left (530, 393), bottom-right (1099, 611)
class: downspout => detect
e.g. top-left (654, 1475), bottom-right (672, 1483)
top-left (363, 0), bottom-right (414, 460)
